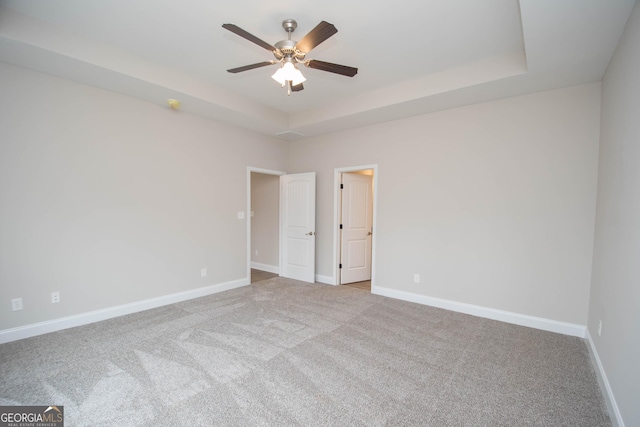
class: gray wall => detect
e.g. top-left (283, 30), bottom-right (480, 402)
top-left (0, 62), bottom-right (288, 330)
top-left (250, 173), bottom-right (279, 270)
top-left (0, 61), bottom-right (603, 332)
top-left (289, 83), bottom-right (601, 325)
top-left (589, 1), bottom-right (640, 425)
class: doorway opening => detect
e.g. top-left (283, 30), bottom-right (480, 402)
top-left (334, 165), bottom-right (378, 291)
top-left (247, 167), bottom-right (285, 283)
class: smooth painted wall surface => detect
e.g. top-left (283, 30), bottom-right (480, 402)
top-left (289, 83), bottom-right (601, 325)
top-left (250, 173), bottom-right (279, 269)
top-left (0, 62), bottom-right (288, 330)
top-left (589, 1), bottom-right (640, 425)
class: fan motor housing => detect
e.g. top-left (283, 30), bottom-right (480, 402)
top-left (274, 40), bottom-right (305, 60)
top-left (275, 40), bottom-right (296, 51)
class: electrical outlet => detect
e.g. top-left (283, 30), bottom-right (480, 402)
top-left (413, 274), bottom-right (420, 283)
top-left (201, 268), bottom-right (207, 278)
top-left (51, 292), bottom-right (60, 304)
top-left (255, 250), bottom-right (259, 256)
top-left (11, 298), bottom-right (23, 311)
top-left (237, 211), bottom-right (245, 219)
top-left (598, 320), bottom-right (602, 337)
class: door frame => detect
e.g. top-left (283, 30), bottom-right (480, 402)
top-left (333, 164), bottom-right (378, 287)
top-left (246, 167), bottom-right (286, 282)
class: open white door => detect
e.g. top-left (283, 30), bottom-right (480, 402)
top-left (280, 172), bottom-right (316, 283)
top-left (340, 172), bottom-right (373, 284)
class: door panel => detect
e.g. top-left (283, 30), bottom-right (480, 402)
top-left (347, 240), bottom-right (366, 266)
top-left (340, 172), bottom-right (373, 284)
top-left (280, 173), bottom-right (316, 283)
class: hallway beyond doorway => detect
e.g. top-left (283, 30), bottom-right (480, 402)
top-left (251, 268), bottom-right (278, 283)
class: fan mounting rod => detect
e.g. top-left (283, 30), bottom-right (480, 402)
top-left (274, 19), bottom-right (304, 61)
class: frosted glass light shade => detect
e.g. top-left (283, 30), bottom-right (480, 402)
top-left (272, 62), bottom-right (306, 86)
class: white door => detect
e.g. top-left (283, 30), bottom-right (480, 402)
top-left (340, 172), bottom-right (373, 284)
top-left (280, 172), bottom-right (316, 283)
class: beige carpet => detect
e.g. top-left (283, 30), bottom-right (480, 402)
top-left (0, 277), bottom-right (610, 426)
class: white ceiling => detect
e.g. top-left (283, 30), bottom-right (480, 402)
top-left (0, 0), bottom-right (635, 140)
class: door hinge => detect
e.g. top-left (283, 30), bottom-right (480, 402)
top-left (339, 264), bottom-right (342, 269)
top-left (340, 184), bottom-right (344, 189)
top-left (339, 224), bottom-right (343, 229)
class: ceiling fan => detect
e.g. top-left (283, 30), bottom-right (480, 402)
top-left (222, 19), bottom-right (358, 95)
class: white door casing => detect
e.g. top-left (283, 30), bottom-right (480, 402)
top-left (246, 167), bottom-right (286, 282)
top-left (280, 172), bottom-right (316, 283)
top-left (340, 172), bottom-right (373, 284)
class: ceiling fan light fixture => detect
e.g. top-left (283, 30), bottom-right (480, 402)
top-left (271, 61), bottom-right (306, 86)
top-left (223, 19), bottom-right (357, 94)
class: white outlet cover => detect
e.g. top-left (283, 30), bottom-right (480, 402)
top-left (237, 211), bottom-right (245, 219)
top-left (201, 268), bottom-right (207, 277)
top-left (413, 274), bottom-right (420, 283)
top-left (11, 298), bottom-right (23, 311)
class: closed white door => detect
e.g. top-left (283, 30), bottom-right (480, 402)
top-left (340, 172), bottom-right (373, 284)
top-left (280, 172), bottom-right (316, 283)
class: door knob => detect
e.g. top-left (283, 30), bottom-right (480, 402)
top-left (306, 231), bottom-right (315, 236)
top-left (367, 231), bottom-right (372, 235)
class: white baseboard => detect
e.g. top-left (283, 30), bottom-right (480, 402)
top-left (372, 285), bottom-right (586, 338)
top-left (585, 330), bottom-right (625, 427)
top-left (315, 274), bottom-right (335, 285)
top-left (250, 262), bottom-right (279, 274)
top-left (0, 277), bottom-right (250, 345)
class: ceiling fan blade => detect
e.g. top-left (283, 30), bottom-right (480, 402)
top-left (305, 60), bottom-right (358, 77)
top-left (295, 21), bottom-right (337, 53)
top-left (291, 83), bottom-right (304, 92)
top-left (222, 23), bottom-right (276, 51)
top-left (227, 61), bottom-right (276, 73)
